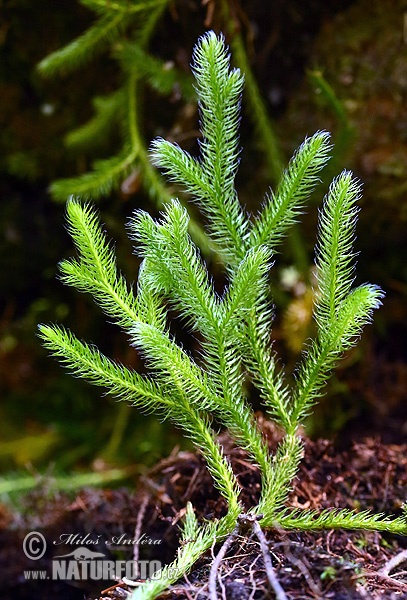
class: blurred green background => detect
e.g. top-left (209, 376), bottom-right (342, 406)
top-left (1, 0), bottom-right (406, 493)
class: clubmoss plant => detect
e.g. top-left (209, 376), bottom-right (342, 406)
top-left (39, 32), bottom-right (407, 598)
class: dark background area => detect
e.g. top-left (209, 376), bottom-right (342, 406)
top-left (1, 0), bottom-right (406, 487)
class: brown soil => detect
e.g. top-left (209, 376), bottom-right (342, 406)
top-left (2, 425), bottom-right (407, 599)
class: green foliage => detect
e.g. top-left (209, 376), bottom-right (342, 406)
top-left (39, 33), bottom-right (405, 597)
top-left (37, 0), bottom-right (176, 203)
top-left (307, 69), bottom-right (356, 180)
top-left (0, 467), bottom-right (136, 497)
top-left (37, 1), bottom-right (169, 77)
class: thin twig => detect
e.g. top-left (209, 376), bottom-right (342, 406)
top-left (248, 554), bottom-right (262, 600)
top-left (362, 570), bottom-right (407, 592)
top-left (283, 548), bottom-right (322, 598)
top-left (209, 527), bottom-right (239, 600)
top-left (275, 522), bottom-right (322, 598)
top-left (209, 513), bottom-right (288, 600)
top-left (380, 549), bottom-right (407, 577)
top-left (251, 518), bottom-right (288, 600)
top-left (133, 493), bottom-right (149, 563)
